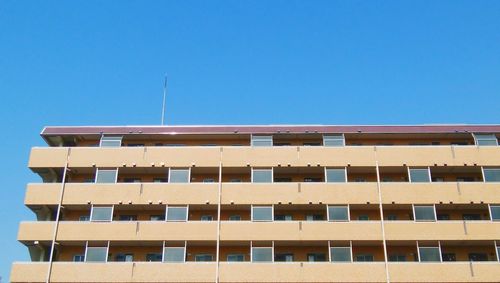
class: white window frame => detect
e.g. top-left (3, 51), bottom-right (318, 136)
top-left (408, 167), bottom-right (431, 183)
top-left (165, 205), bottom-right (189, 222)
top-left (99, 136), bottom-right (123, 147)
top-left (94, 168), bottom-right (118, 184)
top-left (251, 246), bottom-right (274, 262)
top-left (329, 245), bottom-right (353, 262)
top-left (168, 168), bottom-right (191, 183)
top-left (473, 133), bottom-right (499, 146)
top-left (489, 204), bottom-right (500, 221)
top-left (84, 241), bottom-right (109, 263)
top-left (251, 135), bottom-right (273, 147)
top-left (324, 168), bottom-right (347, 183)
top-left (412, 204), bottom-right (436, 222)
top-left (162, 246), bottom-right (187, 263)
top-left (251, 205), bottom-right (274, 222)
top-left (251, 168), bottom-right (274, 183)
top-left (323, 134), bottom-right (345, 147)
top-left (483, 168), bottom-right (500, 183)
top-left (90, 205), bottom-right (114, 222)
top-left (495, 241), bottom-right (500, 262)
top-left (417, 241), bottom-right (442, 262)
top-left (327, 205), bottom-right (350, 222)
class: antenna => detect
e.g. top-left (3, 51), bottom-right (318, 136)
top-left (161, 74), bottom-right (168, 125)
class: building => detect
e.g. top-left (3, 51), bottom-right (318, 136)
top-left (10, 124), bottom-right (500, 283)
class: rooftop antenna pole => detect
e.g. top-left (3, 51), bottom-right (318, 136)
top-left (161, 74), bottom-right (168, 125)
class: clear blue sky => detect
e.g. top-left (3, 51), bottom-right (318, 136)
top-left (0, 0), bottom-right (499, 280)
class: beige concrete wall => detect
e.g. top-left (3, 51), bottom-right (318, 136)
top-left (388, 262), bottom-right (500, 282)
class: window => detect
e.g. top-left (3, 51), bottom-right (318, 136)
top-left (203, 178), bottom-right (215, 183)
top-left (474, 134), bottom-right (498, 146)
top-left (275, 253), bottom-right (294, 262)
top-left (304, 177), bottom-right (321, 182)
top-left (95, 169), bottom-right (118, 183)
top-left (100, 136), bottom-right (122, 147)
top-left (442, 253), bottom-right (456, 262)
top-left (307, 253), bottom-right (326, 262)
top-left (73, 254), bottom-right (85, 262)
top-left (325, 168), bottom-right (346, 183)
top-left (419, 247), bottom-right (441, 262)
top-left (306, 214), bottom-right (324, 221)
top-left (115, 253), bottom-right (133, 262)
top-left (251, 135), bottom-right (273, 147)
top-left (484, 169), bottom-right (500, 182)
top-left (387, 215), bottom-right (398, 221)
top-left (323, 135), bottom-right (344, 147)
top-left (229, 178), bottom-right (242, 183)
top-left (252, 169), bottom-right (273, 183)
top-left (252, 247), bottom-right (273, 262)
top-left (414, 205), bottom-right (436, 221)
top-left (146, 253), bottom-right (162, 262)
top-left (200, 215), bottom-right (213, 221)
top-left (127, 143), bottom-right (144, 147)
top-left (153, 178), bottom-right (167, 183)
top-left (90, 206), bottom-right (113, 222)
top-left (195, 254), bottom-right (213, 262)
top-left (252, 206), bottom-right (273, 221)
top-left (150, 215), bottom-right (165, 221)
top-left (490, 205), bottom-right (500, 221)
top-left (274, 177), bottom-right (292, 182)
top-left (388, 254), bottom-right (406, 262)
top-left (119, 215), bottom-right (137, 221)
top-left (468, 253), bottom-right (488, 261)
top-left (163, 247), bottom-right (185, 262)
top-left (358, 215), bottom-right (369, 221)
top-left (462, 214), bottom-right (481, 221)
top-left (228, 215), bottom-right (241, 221)
top-left (303, 142), bottom-right (321, 146)
top-left (274, 215), bottom-right (293, 221)
top-left (85, 247), bottom-right (107, 262)
top-left (355, 254), bottom-right (374, 262)
top-left (437, 214), bottom-right (450, 220)
top-left (409, 168), bottom-right (430, 183)
top-left (227, 254), bottom-right (245, 262)
top-left (79, 216), bottom-right (90, 221)
top-left (328, 206), bottom-right (349, 221)
top-left (124, 178), bottom-right (141, 183)
top-left (330, 247), bottom-right (351, 262)
top-left (166, 206), bottom-right (188, 221)
top-left (169, 169), bottom-right (190, 183)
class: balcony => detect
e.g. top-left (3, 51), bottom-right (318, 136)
top-left (388, 262), bottom-right (500, 282)
top-left (221, 182), bottom-right (379, 205)
top-left (10, 262), bottom-right (216, 283)
top-left (220, 221), bottom-right (382, 241)
top-left (18, 221), bottom-right (217, 242)
top-left (384, 221), bottom-right (500, 241)
top-left (380, 182), bottom-right (500, 204)
top-left (25, 183), bottom-right (218, 206)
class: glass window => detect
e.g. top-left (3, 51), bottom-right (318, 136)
top-left (252, 169), bottom-right (273, 183)
top-left (166, 206), bottom-right (188, 221)
top-left (414, 205), bottom-right (436, 221)
top-left (275, 253), bottom-right (294, 262)
top-left (90, 206), bottom-right (113, 222)
top-left (146, 253), bottom-right (162, 262)
top-left (330, 247), bottom-right (351, 262)
top-left (163, 247), bottom-right (185, 262)
top-left (484, 169), bottom-right (500, 182)
top-left (100, 136), bottom-right (122, 147)
top-left (274, 215), bottom-right (293, 221)
top-left (118, 215), bottom-right (137, 221)
top-left (355, 254), bottom-right (374, 262)
top-left (73, 254), bottom-right (85, 262)
top-left (227, 254), bottom-right (245, 262)
top-left (325, 168), bottom-right (346, 183)
top-left (79, 216), bottom-right (90, 221)
top-left (252, 206), bottom-right (273, 221)
top-left (497, 247), bottom-right (500, 261)
top-left (200, 215), bottom-right (213, 221)
top-left (358, 215), bottom-right (369, 221)
top-left (95, 169), bottom-right (117, 183)
top-left (328, 206), bottom-right (349, 221)
top-left (195, 254), bottom-right (213, 262)
top-left (307, 253), bottom-right (326, 262)
top-left (323, 135), bottom-right (344, 147)
top-left (490, 206), bottom-right (500, 221)
top-left (85, 247), bottom-right (107, 262)
top-left (229, 215), bottom-right (241, 221)
top-left (474, 134), bottom-right (498, 146)
top-left (169, 169), bottom-right (190, 183)
top-left (150, 215), bottom-right (165, 221)
top-left (115, 253), bottom-right (133, 262)
top-left (251, 135), bottom-right (273, 147)
top-left (419, 247), bottom-right (441, 262)
top-left (388, 254), bottom-right (406, 262)
top-left (252, 247), bottom-right (273, 262)
top-left (409, 168), bottom-right (430, 183)
top-left (306, 214), bottom-right (324, 221)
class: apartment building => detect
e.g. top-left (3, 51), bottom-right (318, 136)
top-left (10, 124), bottom-right (500, 283)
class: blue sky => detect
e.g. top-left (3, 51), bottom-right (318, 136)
top-left (0, 0), bottom-right (499, 280)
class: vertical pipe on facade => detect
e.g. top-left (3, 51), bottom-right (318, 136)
top-left (214, 150), bottom-right (223, 283)
top-left (375, 161), bottom-right (390, 283)
top-left (45, 149), bottom-right (70, 283)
